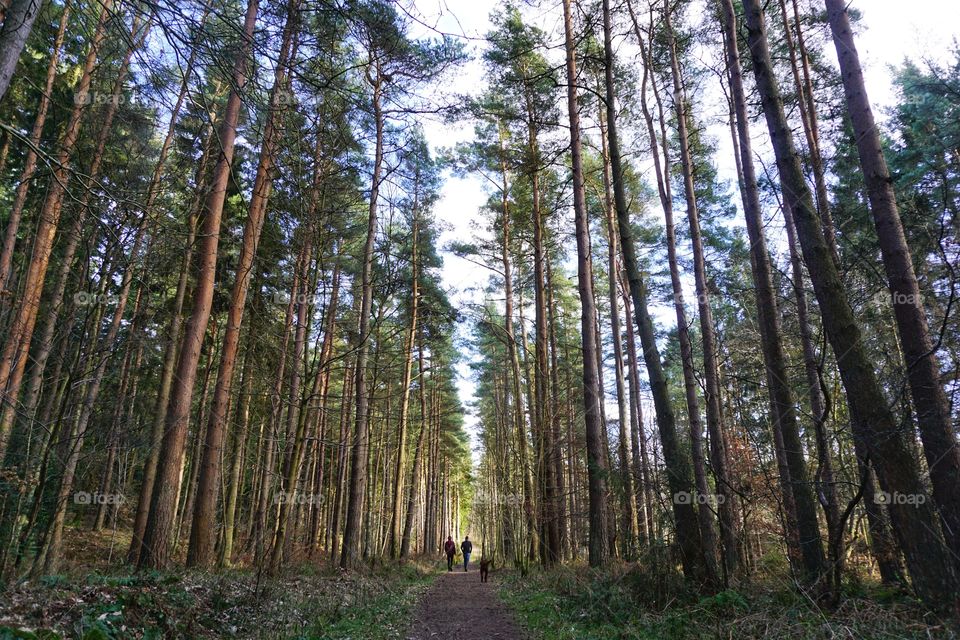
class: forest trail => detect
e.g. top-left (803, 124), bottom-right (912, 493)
top-left (405, 568), bottom-right (524, 640)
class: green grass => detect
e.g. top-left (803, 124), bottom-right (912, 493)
top-left (498, 564), bottom-right (956, 639)
top-left (294, 565), bottom-right (434, 639)
top-left (0, 563), bottom-right (436, 639)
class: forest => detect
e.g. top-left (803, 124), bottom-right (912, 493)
top-left (0, 0), bottom-right (957, 636)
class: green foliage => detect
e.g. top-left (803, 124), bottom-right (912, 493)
top-left (499, 566), bottom-right (949, 639)
top-left (296, 567), bottom-right (433, 639)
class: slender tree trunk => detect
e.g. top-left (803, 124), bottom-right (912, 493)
top-left (719, 0), bottom-right (824, 584)
top-left (340, 69), bottom-right (384, 569)
top-left (617, 0), bottom-right (706, 583)
top-left (780, 0), bottom-right (840, 263)
top-left (561, 0), bottom-right (608, 567)
top-left (496, 129), bottom-right (538, 565)
top-left (0, 0), bottom-right (72, 293)
top-left (544, 253), bottom-right (568, 559)
top-left (0, 0), bottom-right (44, 101)
top-left (139, 0), bottom-right (259, 569)
top-left (526, 105), bottom-right (560, 566)
top-left (741, 0), bottom-right (959, 604)
top-left (389, 216), bottom-right (419, 558)
top-left (220, 337), bottom-right (254, 567)
top-left (188, 0), bottom-right (298, 567)
top-left (128, 197), bottom-right (202, 564)
top-left (621, 278), bottom-right (653, 542)
top-left (825, 0), bottom-right (960, 569)
top-left (270, 234), bottom-right (315, 570)
top-left (598, 99), bottom-right (639, 557)
top-left (0, 0), bottom-right (114, 464)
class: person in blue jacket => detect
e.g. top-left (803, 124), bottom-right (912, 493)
top-left (460, 536), bottom-right (473, 572)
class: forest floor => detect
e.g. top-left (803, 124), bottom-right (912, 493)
top-left (406, 565), bottom-right (523, 639)
top-left (1, 528), bottom-right (956, 639)
top-left (497, 563), bottom-right (959, 639)
top-left (0, 527), bottom-right (434, 639)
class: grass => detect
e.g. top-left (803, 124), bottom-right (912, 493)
top-left (294, 564), bottom-right (433, 639)
top-left (0, 562), bottom-right (436, 639)
top-left (497, 564), bottom-right (958, 639)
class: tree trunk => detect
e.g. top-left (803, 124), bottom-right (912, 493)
top-left (139, 0), bottom-right (259, 569)
top-left (825, 0), bottom-right (960, 570)
top-left (188, 0), bottom-right (298, 567)
top-left (719, 0), bottom-right (824, 584)
top-left (741, 0), bottom-right (959, 604)
top-left (340, 68), bottom-right (384, 569)
top-left (561, 0), bottom-right (608, 567)
top-left (0, 0), bottom-right (72, 293)
top-left (400, 331), bottom-right (428, 559)
top-left (597, 97), bottom-right (640, 557)
top-left (496, 128), bottom-right (538, 565)
top-left (619, 0), bottom-right (707, 582)
top-left (0, 0), bottom-right (44, 101)
top-left (0, 0), bottom-right (113, 464)
top-left (389, 216), bottom-right (419, 558)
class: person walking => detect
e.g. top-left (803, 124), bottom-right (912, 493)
top-left (443, 536), bottom-right (457, 572)
top-left (461, 536), bottom-right (473, 572)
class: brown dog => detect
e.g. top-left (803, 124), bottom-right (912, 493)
top-left (479, 557), bottom-right (492, 582)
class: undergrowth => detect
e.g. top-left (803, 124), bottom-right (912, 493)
top-left (0, 562), bottom-right (434, 639)
top-left (499, 563), bottom-right (958, 639)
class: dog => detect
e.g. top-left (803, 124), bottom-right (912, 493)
top-left (479, 557), bottom-right (492, 583)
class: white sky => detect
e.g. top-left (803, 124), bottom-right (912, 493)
top-left (407, 0), bottom-right (960, 456)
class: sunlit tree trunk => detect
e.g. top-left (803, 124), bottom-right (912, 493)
top-left (0, 0), bottom-right (114, 464)
top-left (188, 0), bottom-right (299, 567)
top-left (139, 0), bottom-right (260, 569)
top-left (0, 0), bottom-right (72, 293)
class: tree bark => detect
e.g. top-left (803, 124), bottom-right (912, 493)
top-left (719, 0), bottom-right (824, 584)
top-left (824, 0), bottom-right (960, 570)
top-left (561, 0), bottom-right (608, 567)
top-left (0, 0), bottom-right (72, 294)
top-left (0, 0), bottom-right (43, 101)
top-left (620, 0), bottom-right (707, 582)
top-left (340, 67), bottom-right (384, 569)
top-left (187, 0), bottom-right (298, 567)
top-left (597, 98), bottom-right (640, 557)
top-left (139, 0), bottom-right (259, 569)
top-left (741, 0), bottom-right (959, 604)
top-left (389, 215), bottom-right (419, 558)
top-left (0, 0), bottom-right (113, 464)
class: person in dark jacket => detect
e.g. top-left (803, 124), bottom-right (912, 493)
top-left (444, 536), bottom-right (457, 571)
top-left (461, 536), bottom-right (473, 572)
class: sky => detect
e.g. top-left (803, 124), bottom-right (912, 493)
top-left (405, 0), bottom-right (960, 456)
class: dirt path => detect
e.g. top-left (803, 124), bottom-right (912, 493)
top-left (405, 567), bottom-right (524, 639)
